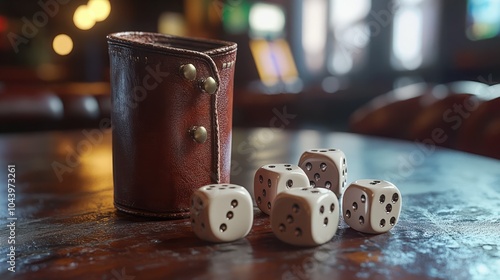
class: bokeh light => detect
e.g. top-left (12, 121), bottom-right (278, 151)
top-left (73, 5), bottom-right (96, 30)
top-left (52, 34), bottom-right (73, 56)
top-left (87, 0), bottom-right (111, 22)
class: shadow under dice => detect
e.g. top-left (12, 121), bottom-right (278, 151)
top-left (190, 184), bottom-right (253, 242)
top-left (254, 164), bottom-right (310, 215)
top-left (299, 149), bottom-right (347, 197)
top-left (342, 179), bottom-right (402, 234)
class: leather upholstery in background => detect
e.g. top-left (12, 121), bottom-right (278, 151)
top-left (350, 81), bottom-right (500, 159)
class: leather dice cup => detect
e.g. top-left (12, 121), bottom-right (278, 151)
top-left (107, 32), bottom-right (237, 218)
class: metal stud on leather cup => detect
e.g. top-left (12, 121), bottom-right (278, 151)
top-left (202, 77), bottom-right (217, 95)
top-left (190, 126), bottom-right (208, 143)
top-left (180, 64), bottom-right (197, 81)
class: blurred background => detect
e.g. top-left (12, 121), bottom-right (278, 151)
top-left (0, 0), bottom-right (499, 158)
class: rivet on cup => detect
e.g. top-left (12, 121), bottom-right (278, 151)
top-left (202, 77), bottom-right (217, 95)
top-left (180, 64), bottom-right (197, 81)
top-left (189, 126), bottom-right (207, 143)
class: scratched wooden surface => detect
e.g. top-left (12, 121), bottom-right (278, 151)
top-left (0, 128), bottom-right (499, 280)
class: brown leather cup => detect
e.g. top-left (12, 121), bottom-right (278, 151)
top-left (107, 32), bottom-right (237, 218)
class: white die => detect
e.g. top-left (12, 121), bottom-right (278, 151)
top-left (271, 187), bottom-right (339, 246)
top-left (190, 184), bottom-right (253, 242)
top-left (254, 164), bottom-right (310, 215)
top-left (342, 179), bottom-right (402, 234)
top-left (298, 149), bottom-right (348, 197)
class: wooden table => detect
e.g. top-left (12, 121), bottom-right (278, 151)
top-left (1, 128), bottom-right (499, 280)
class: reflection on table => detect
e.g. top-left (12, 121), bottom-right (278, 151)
top-left (0, 128), bottom-right (499, 279)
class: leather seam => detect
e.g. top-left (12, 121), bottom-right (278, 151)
top-left (213, 84), bottom-right (221, 184)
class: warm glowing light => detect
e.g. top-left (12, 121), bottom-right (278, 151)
top-left (87, 0), bottom-right (111, 22)
top-left (74, 5), bottom-right (96, 30)
top-left (52, 34), bottom-right (73, 56)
